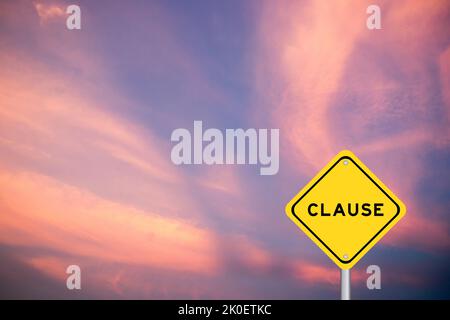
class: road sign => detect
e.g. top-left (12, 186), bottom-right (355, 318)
top-left (285, 150), bottom-right (406, 269)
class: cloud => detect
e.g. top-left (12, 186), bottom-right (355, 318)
top-left (383, 212), bottom-right (450, 251)
top-left (0, 170), bottom-right (218, 274)
top-left (33, 2), bottom-right (66, 24)
top-left (0, 16), bottom-right (223, 285)
top-left (254, 0), bottom-right (450, 255)
top-left (255, 0), bottom-right (370, 172)
top-left (0, 10), bottom-right (269, 296)
top-left (292, 262), bottom-right (340, 285)
top-left (0, 34), bottom-right (205, 218)
top-left (0, 0), bottom-right (448, 298)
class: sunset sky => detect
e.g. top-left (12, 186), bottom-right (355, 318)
top-left (0, 0), bottom-right (449, 299)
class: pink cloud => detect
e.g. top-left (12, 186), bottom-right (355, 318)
top-left (0, 36), bottom-right (209, 218)
top-left (33, 2), bottom-right (66, 24)
top-left (27, 256), bottom-right (69, 282)
top-left (292, 262), bottom-right (340, 285)
top-left (254, 1), bottom-right (370, 172)
top-left (0, 27), bottom-right (224, 282)
top-left (0, 0), bottom-right (447, 298)
top-left (292, 260), bottom-right (425, 288)
top-left (255, 0), bottom-right (450, 174)
top-left (0, 20), bottom-right (262, 294)
top-left (0, 170), bottom-right (219, 274)
top-left (253, 0), bottom-right (450, 255)
top-left (382, 211), bottom-right (450, 252)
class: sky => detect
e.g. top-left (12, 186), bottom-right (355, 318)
top-left (0, 0), bottom-right (449, 299)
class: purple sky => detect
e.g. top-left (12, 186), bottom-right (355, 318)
top-left (0, 0), bottom-right (449, 299)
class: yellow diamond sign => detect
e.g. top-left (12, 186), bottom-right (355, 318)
top-left (285, 150), bottom-right (406, 269)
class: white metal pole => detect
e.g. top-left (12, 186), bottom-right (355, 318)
top-left (341, 268), bottom-right (351, 300)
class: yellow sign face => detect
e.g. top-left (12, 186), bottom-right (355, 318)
top-left (286, 150), bottom-right (406, 269)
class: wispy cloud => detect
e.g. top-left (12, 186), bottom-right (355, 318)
top-left (254, 0), bottom-right (450, 255)
top-left (0, 0), bottom-right (449, 298)
top-left (33, 2), bottom-right (66, 24)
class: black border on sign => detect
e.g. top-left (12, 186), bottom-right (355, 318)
top-left (291, 156), bottom-right (401, 264)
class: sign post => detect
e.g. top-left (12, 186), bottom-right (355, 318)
top-left (341, 269), bottom-right (350, 300)
top-left (285, 150), bottom-right (406, 299)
